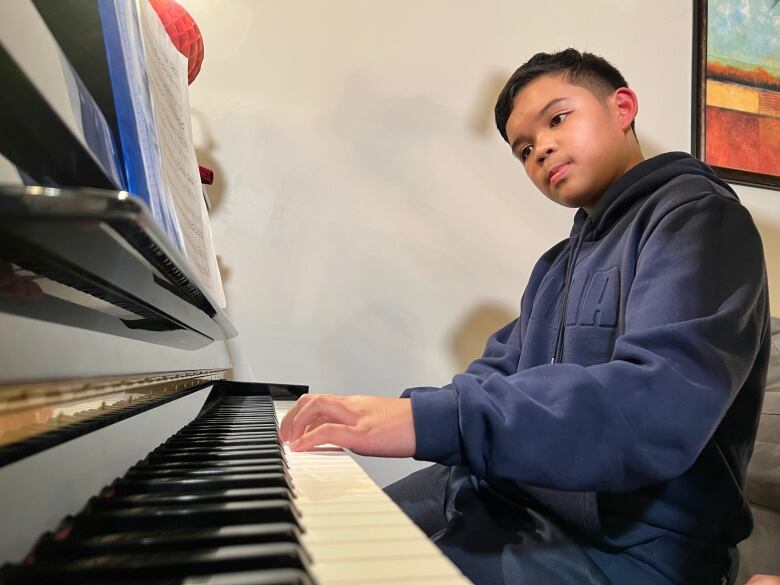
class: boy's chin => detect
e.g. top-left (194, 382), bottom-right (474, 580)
top-left (546, 190), bottom-right (594, 210)
top-left (546, 182), bottom-right (602, 210)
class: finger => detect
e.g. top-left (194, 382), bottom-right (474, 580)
top-left (278, 394), bottom-right (313, 442)
top-left (288, 395), bottom-right (355, 445)
top-left (303, 417), bottom-right (326, 435)
top-left (291, 422), bottom-right (355, 451)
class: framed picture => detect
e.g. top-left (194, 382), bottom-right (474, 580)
top-left (692, 0), bottom-right (780, 191)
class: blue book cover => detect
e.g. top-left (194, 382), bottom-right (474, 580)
top-left (97, 0), bottom-right (183, 250)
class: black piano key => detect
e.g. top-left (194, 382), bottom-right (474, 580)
top-left (175, 568), bottom-right (314, 585)
top-left (182, 422), bottom-right (278, 428)
top-left (178, 427), bottom-right (279, 434)
top-left (146, 449), bottom-right (283, 463)
top-left (133, 457), bottom-right (286, 468)
top-left (2, 542), bottom-right (309, 584)
top-left (70, 500), bottom-right (301, 535)
top-left (177, 428), bottom-right (272, 432)
top-left (157, 444), bottom-right (281, 453)
top-left (125, 568), bottom-right (315, 585)
top-left (124, 464), bottom-right (289, 479)
top-left (109, 473), bottom-right (292, 495)
top-left (130, 459), bottom-right (286, 471)
top-left (2, 393), bottom-right (320, 585)
top-left (90, 487), bottom-right (293, 509)
top-left (33, 522), bottom-right (302, 559)
top-left (184, 416), bottom-right (278, 429)
top-left (168, 434), bottom-right (280, 442)
top-left (87, 569), bottom-right (317, 585)
top-left (170, 430), bottom-right (280, 437)
top-left (162, 439), bottom-right (280, 448)
top-left (191, 412), bottom-right (275, 417)
top-left (187, 415), bottom-right (277, 420)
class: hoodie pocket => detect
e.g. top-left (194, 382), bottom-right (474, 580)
top-left (563, 267), bottom-right (620, 366)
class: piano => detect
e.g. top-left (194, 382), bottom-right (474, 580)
top-left (0, 185), bottom-right (470, 584)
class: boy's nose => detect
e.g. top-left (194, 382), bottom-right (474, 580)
top-left (535, 145), bottom-right (556, 166)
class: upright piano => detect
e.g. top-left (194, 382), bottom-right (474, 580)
top-left (0, 186), bottom-right (469, 584)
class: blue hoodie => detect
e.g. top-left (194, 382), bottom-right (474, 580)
top-left (403, 152), bottom-right (771, 584)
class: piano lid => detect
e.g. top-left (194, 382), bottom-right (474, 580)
top-left (0, 186), bottom-right (236, 350)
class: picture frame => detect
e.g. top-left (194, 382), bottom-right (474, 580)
top-left (692, 0), bottom-right (780, 191)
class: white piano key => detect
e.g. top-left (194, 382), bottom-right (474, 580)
top-left (312, 556), bottom-right (469, 583)
top-left (321, 577), bottom-right (469, 585)
top-left (300, 538), bottom-right (445, 561)
top-left (274, 401), bottom-right (470, 584)
top-left (302, 523), bottom-right (436, 543)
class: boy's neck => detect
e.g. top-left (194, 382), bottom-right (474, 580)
top-left (583, 146), bottom-right (645, 215)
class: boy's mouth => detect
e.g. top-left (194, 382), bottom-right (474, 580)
top-left (549, 163), bottom-right (570, 186)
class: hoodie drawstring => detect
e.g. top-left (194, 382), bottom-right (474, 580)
top-left (551, 220), bottom-right (589, 364)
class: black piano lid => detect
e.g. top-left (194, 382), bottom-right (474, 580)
top-left (0, 186), bottom-right (236, 350)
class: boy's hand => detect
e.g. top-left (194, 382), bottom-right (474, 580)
top-left (278, 394), bottom-right (415, 457)
top-left (746, 577), bottom-right (780, 585)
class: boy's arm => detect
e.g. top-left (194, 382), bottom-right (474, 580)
top-left (279, 304), bottom-right (523, 455)
top-left (408, 193), bottom-right (768, 489)
top-left (281, 193), bottom-right (767, 494)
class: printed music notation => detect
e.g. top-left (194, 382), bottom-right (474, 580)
top-left (138, 0), bottom-right (225, 308)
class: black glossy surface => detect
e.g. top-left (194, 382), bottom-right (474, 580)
top-left (0, 186), bottom-right (236, 349)
top-left (1, 390), bottom-right (315, 585)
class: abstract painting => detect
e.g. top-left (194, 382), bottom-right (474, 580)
top-left (693, 0), bottom-right (780, 190)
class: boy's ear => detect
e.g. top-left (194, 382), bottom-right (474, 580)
top-left (613, 87), bottom-right (638, 132)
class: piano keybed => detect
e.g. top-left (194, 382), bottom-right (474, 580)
top-left (1, 392), bottom-right (469, 584)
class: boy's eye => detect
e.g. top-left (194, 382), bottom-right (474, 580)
top-left (551, 112), bottom-right (568, 126)
top-left (520, 145), bottom-right (533, 162)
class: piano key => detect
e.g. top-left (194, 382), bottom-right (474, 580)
top-left (147, 448), bottom-right (283, 462)
top-left (2, 542), bottom-right (310, 584)
top-left (33, 522), bottom-right (303, 558)
top-left (69, 500), bottom-right (301, 535)
top-left (164, 437), bottom-right (280, 446)
top-left (89, 487), bottom-right (293, 509)
top-left (132, 458), bottom-right (286, 470)
top-left (1, 393), bottom-right (469, 585)
top-left (156, 444), bottom-right (282, 452)
top-left (273, 402), bottom-right (469, 584)
top-left (168, 434), bottom-right (281, 442)
top-left (312, 556), bottom-right (466, 584)
top-left (183, 423), bottom-right (279, 429)
top-left (125, 464), bottom-right (288, 478)
top-left (109, 473), bottom-right (292, 494)
top-left (148, 568), bottom-right (315, 585)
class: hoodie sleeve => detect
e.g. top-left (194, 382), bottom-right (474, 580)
top-left (409, 194), bottom-right (768, 491)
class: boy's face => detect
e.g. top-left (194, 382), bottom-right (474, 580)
top-left (504, 73), bottom-right (634, 211)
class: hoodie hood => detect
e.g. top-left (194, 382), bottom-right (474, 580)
top-left (570, 152), bottom-right (739, 240)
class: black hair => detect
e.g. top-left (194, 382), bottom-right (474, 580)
top-left (494, 48), bottom-right (634, 142)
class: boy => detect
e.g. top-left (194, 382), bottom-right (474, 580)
top-left (280, 49), bottom-right (770, 584)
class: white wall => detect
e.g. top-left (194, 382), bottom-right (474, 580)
top-left (181, 0), bottom-right (780, 486)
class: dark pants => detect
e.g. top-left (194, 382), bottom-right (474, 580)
top-left (384, 464), bottom-right (613, 585)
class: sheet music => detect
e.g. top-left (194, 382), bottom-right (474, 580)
top-left (136, 0), bottom-right (225, 307)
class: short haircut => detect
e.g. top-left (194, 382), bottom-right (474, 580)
top-left (494, 48), bottom-right (634, 143)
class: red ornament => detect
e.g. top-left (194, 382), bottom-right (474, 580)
top-left (149, 0), bottom-right (204, 84)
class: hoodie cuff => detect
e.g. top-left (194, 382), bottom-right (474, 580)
top-left (409, 387), bottom-right (461, 465)
top-left (399, 385), bottom-right (441, 398)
